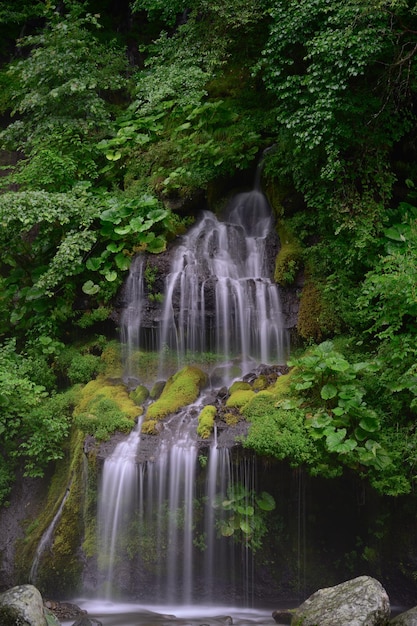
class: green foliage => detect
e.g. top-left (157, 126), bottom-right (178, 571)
top-left (213, 482), bottom-right (275, 552)
top-left (0, 7), bottom-right (127, 190)
top-left (242, 394), bottom-right (315, 466)
top-left (288, 341), bottom-right (393, 477)
top-left (0, 340), bottom-right (73, 499)
top-left (259, 0), bottom-right (414, 200)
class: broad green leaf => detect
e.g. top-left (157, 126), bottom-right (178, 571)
top-left (82, 280), bottom-right (100, 295)
top-left (358, 415), bottom-right (379, 432)
top-left (321, 383), bottom-right (338, 400)
top-left (326, 428), bottom-right (347, 451)
top-left (100, 208), bottom-right (122, 224)
top-left (115, 253), bottom-right (131, 271)
top-left (147, 236), bottom-right (166, 253)
top-left (114, 225), bottom-right (132, 235)
top-left (86, 256), bottom-right (103, 271)
top-left (104, 270), bottom-right (118, 282)
top-left (240, 519), bottom-right (252, 535)
top-left (256, 491), bottom-right (276, 511)
top-left (106, 242), bottom-right (124, 253)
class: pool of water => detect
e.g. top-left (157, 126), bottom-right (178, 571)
top-left (61, 600), bottom-right (283, 626)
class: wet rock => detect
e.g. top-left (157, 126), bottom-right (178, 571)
top-left (0, 584), bottom-right (59, 626)
top-left (272, 608), bottom-right (293, 624)
top-left (72, 615), bottom-right (103, 626)
top-left (290, 575), bottom-right (390, 626)
top-left (391, 606), bottom-right (417, 625)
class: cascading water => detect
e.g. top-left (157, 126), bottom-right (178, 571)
top-left (97, 179), bottom-right (288, 607)
top-left (121, 182), bottom-right (288, 384)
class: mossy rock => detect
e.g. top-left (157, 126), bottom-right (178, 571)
top-left (146, 366), bottom-right (207, 421)
top-left (100, 342), bottom-right (123, 377)
top-left (150, 380), bottom-right (166, 400)
top-left (130, 385), bottom-right (149, 405)
top-left (275, 221), bottom-right (303, 286)
top-left (141, 419), bottom-right (158, 435)
top-left (229, 381), bottom-right (252, 394)
top-left (224, 411), bottom-right (240, 426)
top-left (252, 375), bottom-right (268, 391)
top-left (73, 375), bottom-right (141, 440)
top-left (296, 280), bottom-right (323, 342)
top-left (197, 405), bottom-right (217, 438)
top-left (226, 389), bottom-right (256, 412)
top-left (271, 372), bottom-right (294, 398)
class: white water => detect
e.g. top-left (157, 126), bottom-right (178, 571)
top-left (96, 183), bottom-right (288, 606)
top-left (157, 191), bottom-right (287, 381)
top-left (29, 482), bottom-right (71, 584)
top-left (121, 186), bottom-right (288, 384)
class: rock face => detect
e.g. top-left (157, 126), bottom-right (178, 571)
top-left (290, 575), bottom-right (390, 626)
top-left (391, 606), bottom-right (417, 625)
top-left (0, 584), bottom-right (60, 626)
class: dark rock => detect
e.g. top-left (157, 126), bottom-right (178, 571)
top-left (272, 608), bottom-right (293, 624)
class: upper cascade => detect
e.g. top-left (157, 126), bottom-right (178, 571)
top-left (122, 186), bottom-right (288, 384)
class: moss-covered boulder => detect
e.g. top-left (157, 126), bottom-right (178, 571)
top-left (130, 385), bottom-right (149, 406)
top-left (146, 366), bottom-right (207, 422)
top-left (73, 375), bottom-right (141, 441)
top-left (197, 405), bottom-right (217, 438)
top-left (229, 381), bottom-right (252, 394)
top-left (226, 388), bottom-right (256, 411)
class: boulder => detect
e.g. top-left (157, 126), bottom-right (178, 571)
top-left (0, 584), bottom-right (59, 626)
top-left (391, 606), bottom-right (417, 625)
top-left (290, 575), bottom-right (390, 626)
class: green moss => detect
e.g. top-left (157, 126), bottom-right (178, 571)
top-left (229, 381), bottom-right (252, 394)
top-left (274, 221), bottom-right (303, 286)
top-left (100, 341), bottom-right (123, 378)
top-left (297, 280), bottom-right (324, 342)
top-left (150, 380), bottom-right (166, 400)
top-left (17, 429), bottom-right (87, 597)
top-left (141, 419), bottom-right (158, 435)
top-left (146, 366), bottom-right (207, 421)
top-left (224, 412), bottom-right (240, 426)
top-left (197, 405), bottom-right (217, 438)
top-left (226, 388), bottom-right (256, 411)
top-left (270, 371), bottom-right (294, 398)
top-left (73, 375), bottom-right (141, 441)
top-left (253, 375), bottom-right (268, 391)
top-left (130, 385), bottom-right (149, 405)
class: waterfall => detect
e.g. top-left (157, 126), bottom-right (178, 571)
top-left (121, 183), bottom-right (288, 384)
top-left (96, 179), bottom-right (287, 604)
top-left (97, 405), bottom-right (259, 604)
top-left (29, 482), bottom-right (72, 584)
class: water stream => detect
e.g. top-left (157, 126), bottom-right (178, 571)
top-left (96, 182), bottom-right (288, 613)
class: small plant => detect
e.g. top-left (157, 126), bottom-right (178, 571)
top-left (213, 482), bottom-right (275, 552)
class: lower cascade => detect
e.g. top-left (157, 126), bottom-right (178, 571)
top-left (96, 185), bottom-right (288, 605)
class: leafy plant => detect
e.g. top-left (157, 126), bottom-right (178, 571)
top-left (287, 341), bottom-right (391, 474)
top-left (213, 482), bottom-right (275, 552)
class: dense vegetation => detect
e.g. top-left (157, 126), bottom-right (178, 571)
top-left (0, 0), bottom-right (417, 503)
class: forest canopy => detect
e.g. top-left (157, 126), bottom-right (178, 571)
top-left (0, 0), bottom-right (417, 502)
